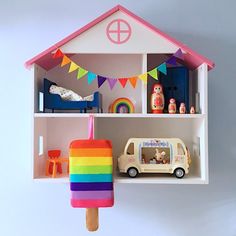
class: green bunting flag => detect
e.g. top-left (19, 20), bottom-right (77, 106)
top-left (77, 67), bottom-right (88, 79)
top-left (148, 68), bottom-right (158, 80)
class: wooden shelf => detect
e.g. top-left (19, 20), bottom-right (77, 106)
top-left (34, 113), bottom-right (206, 119)
top-left (33, 174), bottom-right (207, 184)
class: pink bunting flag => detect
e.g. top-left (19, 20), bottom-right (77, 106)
top-left (107, 78), bottom-right (117, 90)
top-left (118, 78), bottom-right (128, 88)
top-left (97, 75), bottom-right (107, 88)
top-left (173, 48), bottom-right (184, 60)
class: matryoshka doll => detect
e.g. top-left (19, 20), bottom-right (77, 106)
top-left (190, 106), bottom-right (195, 114)
top-left (151, 84), bottom-right (165, 113)
top-left (168, 98), bottom-right (176, 114)
top-left (179, 103), bottom-right (186, 114)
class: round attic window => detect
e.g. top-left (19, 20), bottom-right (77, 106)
top-left (106, 19), bottom-right (131, 44)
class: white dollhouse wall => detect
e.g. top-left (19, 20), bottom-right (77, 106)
top-left (97, 117), bottom-right (205, 182)
top-left (47, 54), bottom-right (143, 113)
top-left (34, 117), bottom-right (47, 178)
top-left (34, 117), bottom-right (89, 178)
top-left (34, 65), bottom-right (47, 113)
top-left (59, 11), bottom-right (179, 54)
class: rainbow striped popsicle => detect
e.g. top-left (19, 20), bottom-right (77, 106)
top-left (69, 139), bottom-right (114, 208)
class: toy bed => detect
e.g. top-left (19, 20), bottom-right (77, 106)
top-left (43, 78), bottom-right (103, 113)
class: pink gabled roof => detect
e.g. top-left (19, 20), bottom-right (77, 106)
top-left (25, 4), bottom-right (215, 71)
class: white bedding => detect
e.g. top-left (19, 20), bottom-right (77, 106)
top-left (49, 85), bottom-right (94, 101)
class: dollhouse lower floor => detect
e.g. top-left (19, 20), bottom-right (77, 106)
top-left (34, 114), bottom-right (207, 184)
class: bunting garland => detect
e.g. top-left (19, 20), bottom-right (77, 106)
top-left (118, 78), bottom-right (128, 88)
top-left (69, 62), bottom-right (79, 73)
top-left (97, 75), bottom-right (107, 88)
top-left (107, 78), bottom-right (117, 90)
top-left (129, 77), bottom-right (138, 88)
top-left (53, 49), bottom-right (64, 59)
top-left (77, 67), bottom-right (88, 79)
top-left (173, 48), bottom-right (184, 60)
top-left (87, 71), bottom-right (97, 85)
top-left (61, 55), bottom-right (71, 67)
top-left (138, 73), bottom-right (148, 84)
top-left (166, 56), bottom-right (177, 65)
top-left (52, 48), bottom-right (184, 90)
top-left (148, 68), bottom-right (158, 80)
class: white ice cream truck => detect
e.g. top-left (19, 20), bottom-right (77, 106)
top-left (118, 138), bottom-right (191, 178)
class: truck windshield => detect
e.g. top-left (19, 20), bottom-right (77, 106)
top-left (177, 143), bottom-right (185, 155)
top-left (127, 142), bottom-right (134, 155)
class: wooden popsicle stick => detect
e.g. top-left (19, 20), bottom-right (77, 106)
top-left (86, 208), bottom-right (99, 232)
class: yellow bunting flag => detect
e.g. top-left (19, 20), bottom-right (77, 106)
top-left (129, 77), bottom-right (138, 88)
top-left (138, 73), bottom-right (148, 84)
top-left (77, 67), bottom-right (88, 79)
top-left (61, 55), bottom-right (71, 67)
top-left (148, 68), bottom-right (158, 80)
top-left (68, 62), bottom-right (79, 73)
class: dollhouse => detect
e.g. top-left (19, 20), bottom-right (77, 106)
top-left (25, 5), bottom-right (214, 184)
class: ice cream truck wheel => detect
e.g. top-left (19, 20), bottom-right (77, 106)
top-left (174, 168), bottom-right (185, 178)
top-left (127, 167), bottom-right (139, 178)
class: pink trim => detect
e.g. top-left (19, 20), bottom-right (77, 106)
top-left (25, 4), bottom-right (215, 70)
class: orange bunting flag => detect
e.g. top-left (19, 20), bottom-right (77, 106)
top-left (118, 78), bottom-right (128, 88)
top-left (61, 55), bottom-right (71, 67)
top-left (68, 62), bottom-right (79, 73)
top-left (138, 73), bottom-right (148, 84)
top-left (129, 77), bottom-right (138, 88)
top-left (52, 49), bottom-right (64, 59)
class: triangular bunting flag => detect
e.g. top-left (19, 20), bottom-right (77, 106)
top-left (97, 75), bottom-right (107, 88)
top-left (61, 55), bottom-right (71, 67)
top-left (129, 77), bottom-right (138, 88)
top-left (87, 71), bottom-right (97, 84)
top-left (157, 63), bottom-right (167, 75)
top-left (68, 62), bottom-right (79, 73)
top-left (107, 78), bottom-right (117, 90)
top-left (166, 56), bottom-right (177, 65)
top-left (77, 67), bottom-right (88, 79)
top-left (118, 78), bottom-right (128, 88)
top-left (148, 68), bottom-right (158, 80)
top-left (138, 73), bottom-right (148, 84)
top-left (52, 49), bottom-right (64, 59)
top-left (173, 48), bottom-right (184, 60)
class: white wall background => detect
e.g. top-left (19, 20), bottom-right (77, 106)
top-left (0, 0), bottom-right (235, 235)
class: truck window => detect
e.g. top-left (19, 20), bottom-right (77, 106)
top-left (141, 147), bottom-right (170, 164)
top-left (177, 143), bottom-right (185, 155)
top-left (127, 142), bottom-right (134, 155)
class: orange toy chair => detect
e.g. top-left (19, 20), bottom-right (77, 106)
top-left (45, 150), bottom-right (69, 178)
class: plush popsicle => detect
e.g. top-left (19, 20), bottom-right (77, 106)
top-left (69, 115), bottom-right (114, 231)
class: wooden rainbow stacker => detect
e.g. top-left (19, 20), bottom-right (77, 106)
top-left (69, 116), bottom-right (114, 231)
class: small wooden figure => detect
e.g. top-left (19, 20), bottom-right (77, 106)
top-left (179, 103), bottom-right (186, 114)
top-left (151, 84), bottom-right (165, 113)
top-left (168, 98), bottom-right (176, 114)
top-left (190, 106), bottom-right (195, 114)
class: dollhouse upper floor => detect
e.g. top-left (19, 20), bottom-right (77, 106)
top-left (26, 4), bottom-right (214, 116)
